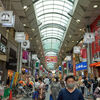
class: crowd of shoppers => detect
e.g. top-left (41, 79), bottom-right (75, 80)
top-left (32, 75), bottom-right (100, 100)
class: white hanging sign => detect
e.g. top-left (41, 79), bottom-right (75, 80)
top-left (0, 11), bottom-right (13, 24)
top-left (15, 32), bottom-right (25, 43)
top-left (2, 15), bottom-right (15, 27)
top-left (73, 46), bottom-right (81, 54)
top-left (66, 56), bottom-right (71, 61)
top-left (84, 33), bottom-right (95, 43)
top-left (32, 54), bottom-right (38, 60)
top-left (22, 59), bottom-right (27, 63)
top-left (21, 40), bottom-right (30, 49)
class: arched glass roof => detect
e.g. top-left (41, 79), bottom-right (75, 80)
top-left (34, 0), bottom-right (75, 69)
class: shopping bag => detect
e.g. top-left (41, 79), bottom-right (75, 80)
top-left (50, 94), bottom-right (53, 100)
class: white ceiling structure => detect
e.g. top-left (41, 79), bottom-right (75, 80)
top-left (34, 0), bottom-right (77, 69)
top-left (1, 0), bottom-right (100, 70)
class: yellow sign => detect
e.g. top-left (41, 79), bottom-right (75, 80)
top-left (13, 72), bottom-right (19, 86)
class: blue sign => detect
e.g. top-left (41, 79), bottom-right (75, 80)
top-left (76, 62), bottom-right (87, 71)
top-left (59, 66), bottom-right (62, 71)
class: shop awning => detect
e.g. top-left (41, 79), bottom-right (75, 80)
top-left (90, 62), bottom-right (100, 67)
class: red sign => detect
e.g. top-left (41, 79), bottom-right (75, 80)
top-left (45, 56), bottom-right (57, 62)
top-left (80, 48), bottom-right (87, 59)
top-left (90, 15), bottom-right (100, 59)
top-left (73, 54), bottom-right (76, 76)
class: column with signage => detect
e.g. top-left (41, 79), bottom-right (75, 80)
top-left (0, 33), bottom-right (7, 84)
top-left (73, 54), bottom-right (76, 76)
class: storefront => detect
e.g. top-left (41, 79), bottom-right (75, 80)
top-left (90, 62), bottom-right (100, 77)
top-left (6, 48), bottom-right (17, 71)
top-left (90, 15), bottom-right (100, 77)
top-left (0, 33), bottom-right (7, 84)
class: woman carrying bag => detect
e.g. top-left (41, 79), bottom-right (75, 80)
top-left (94, 81), bottom-right (100, 100)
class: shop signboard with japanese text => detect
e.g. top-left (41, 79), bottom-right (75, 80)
top-left (76, 62), bottom-right (87, 71)
top-left (45, 56), bottom-right (57, 63)
top-left (0, 11), bottom-right (13, 24)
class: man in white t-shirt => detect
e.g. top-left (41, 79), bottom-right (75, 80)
top-left (44, 77), bottom-right (50, 91)
top-left (35, 79), bottom-right (40, 89)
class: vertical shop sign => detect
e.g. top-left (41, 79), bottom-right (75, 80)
top-left (73, 54), bottom-right (76, 76)
top-left (22, 51), bottom-right (29, 63)
top-left (90, 15), bottom-right (100, 61)
top-left (68, 61), bottom-right (73, 73)
top-left (0, 33), bottom-right (7, 54)
top-left (80, 48), bottom-right (87, 61)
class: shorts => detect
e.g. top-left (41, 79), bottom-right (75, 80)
top-left (32, 91), bottom-right (39, 99)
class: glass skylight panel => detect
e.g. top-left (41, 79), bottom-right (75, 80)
top-left (34, 0), bottom-right (75, 69)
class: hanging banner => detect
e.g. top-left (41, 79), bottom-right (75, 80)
top-left (68, 61), bottom-right (73, 73)
top-left (10, 72), bottom-right (15, 89)
top-left (22, 51), bottom-right (29, 63)
top-left (45, 56), bottom-right (57, 62)
top-left (0, 33), bottom-right (7, 54)
top-left (80, 48), bottom-right (87, 61)
top-left (84, 33), bottom-right (95, 43)
top-left (13, 72), bottom-right (19, 86)
top-left (73, 54), bottom-right (76, 76)
top-left (76, 62), bottom-right (87, 71)
top-left (73, 46), bottom-right (81, 54)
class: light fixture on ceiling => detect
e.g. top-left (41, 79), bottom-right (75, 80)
top-left (23, 6), bottom-right (28, 10)
top-left (65, 44), bottom-right (67, 47)
top-left (69, 35), bottom-right (72, 38)
top-left (32, 28), bottom-right (35, 31)
top-left (62, 50), bottom-right (64, 52)
top-left (76, 19), bottom-right (80, 23)
top-left (6, 29), bottom-right (9, 33)
top-left (93, 5), bottom-right (98, 8)
top-left (72, 41), bottom-right (74, 42)
top-left (77, 41), bottom-right (78, 43)
top-left (23, 24), bottom-right (26, 27)
top-left (36, 40), bottom-right (39, 43)
top-left (30, 38), bottom-right (32, 40)
top-left (79, 29), bottom-right (82, 31)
